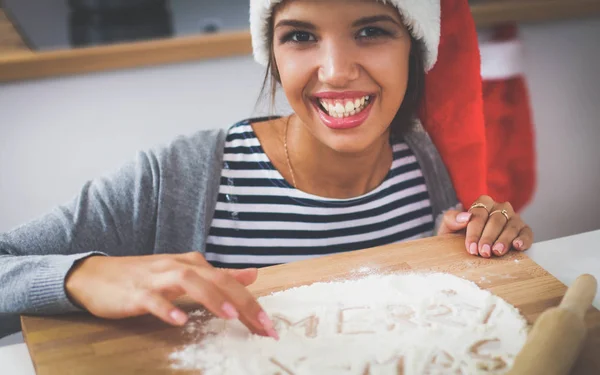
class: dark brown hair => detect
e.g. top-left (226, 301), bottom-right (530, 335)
top-left (257, 17), bottom-right (426, 139)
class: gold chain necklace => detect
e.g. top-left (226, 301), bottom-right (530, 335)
top-left (283, 116), bottom-right (298, 188)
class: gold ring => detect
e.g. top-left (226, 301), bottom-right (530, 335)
top-left (490, 209), bottom-right (510, 221)
top-left (468, 202), bottom-right (489, 214)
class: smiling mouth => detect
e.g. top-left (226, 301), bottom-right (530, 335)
top-left (315, 95), bottom-right (373, 118)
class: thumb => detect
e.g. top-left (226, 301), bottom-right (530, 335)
top-left (226, 268), bottom-right (259, 286)
top-left (437, 210), bottom-right (472, 235)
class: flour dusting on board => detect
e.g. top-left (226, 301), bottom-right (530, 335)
top-left (348, 265), bottom-right (380, 279)
top-left (170, 273), bottom-right (528, 374)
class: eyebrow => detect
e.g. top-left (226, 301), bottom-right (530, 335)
top-left (275, 14), bottom-right (401, 31)
top-left (274, 20), bottom-right (316, 30)
top-left (352, 15), bottom-right (402, 28)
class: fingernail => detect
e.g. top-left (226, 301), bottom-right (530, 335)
top-left (258, 311), bottom-right (274, 329)
top-left (170, 309), bottom-right (188, 325)
top-left (469, 242), bottom-right (478, 255)
top-left (258, 311), bottom-right (279, 339)
top-left (481, 244), bottom-right (491, 258)
top-left (492, 243), bottom-right (505, 256)
top-left (514, 239), bottom-right (524, 250)
top-left (456, 212), bottom-right (472, 223)
top-left (222, 302), bottom-right (239, 319)
top-left (265, 327), bottom-right (280, 340)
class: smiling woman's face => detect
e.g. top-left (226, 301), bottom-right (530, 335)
top-left (272, 0), bottom-right (412, 154)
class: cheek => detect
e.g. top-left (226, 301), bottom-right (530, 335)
top-left (377, 53), bottom-right (410, 105)
top-left (274, 49), bottom-right (315, 103)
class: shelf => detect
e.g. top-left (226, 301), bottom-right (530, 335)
top-left (471, 0), bottom-right (600, 27)
top-left (0, 26), bottom-right (253, 83)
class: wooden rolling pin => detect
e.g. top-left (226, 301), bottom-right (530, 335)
top-left (509, 274), bottom-right (598, 375)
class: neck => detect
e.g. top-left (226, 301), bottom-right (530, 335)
top-left (286, 116), bottom-right (393, 199)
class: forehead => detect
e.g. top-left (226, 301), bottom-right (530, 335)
top-left (274, 0), bottom-right (401, 21)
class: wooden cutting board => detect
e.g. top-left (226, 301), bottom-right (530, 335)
top-left (20, 235), bottom-right (600, 375)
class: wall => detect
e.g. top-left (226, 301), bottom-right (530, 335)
top-left (518, 18), bottom-right (600, 240)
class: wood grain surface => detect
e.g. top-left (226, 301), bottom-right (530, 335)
top-left (470, 0), bottom-right (600, 27)
top-left (2, 0), bottom-right (600, 83)
top-left (20, 235), bottom-right (600, 375)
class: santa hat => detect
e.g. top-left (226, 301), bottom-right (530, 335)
top-left (250, 0), bottom-right (488, 208)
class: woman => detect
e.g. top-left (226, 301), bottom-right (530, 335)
top-left (0, 0), bottom-right (533, 341)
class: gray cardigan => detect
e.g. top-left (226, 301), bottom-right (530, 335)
top-left (0, 124), bottom-right (458, 338)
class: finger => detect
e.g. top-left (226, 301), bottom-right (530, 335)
top-left (183, 266), bottom-right (266, 335)
top-left (139, 291), bottom-right (189, 326)
top-left (153, 269), bottom-right (238, 323)
top-left (513, 225), bottom-right (534, 251)
top-left (478, 211), bottom-right (509, 258)
top-left (465, 197), bottom-right (496, 256)
top-left (491, 218), bottom-right (522, 256)
top-left (167, 264), bottom-right (268, 337)
top-left (226, 268), bottom-right (259, 286)
top-left (200, 268), bottom-right (278, 340)
top-left (437, 211), bottom-right (472, 236)
top-left (467, 195), bottom-right (495, 217)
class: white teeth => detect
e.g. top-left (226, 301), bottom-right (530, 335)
top-left (318, 95), bottom-right (372, 117)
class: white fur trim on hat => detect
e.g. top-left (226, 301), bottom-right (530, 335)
top-left (250, 0), bottom-right (440, 71)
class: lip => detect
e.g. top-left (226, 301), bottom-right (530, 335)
top-left (313, 91), bottom-right (372, 99)
top-left (312, 95), bottom-right (375, 130)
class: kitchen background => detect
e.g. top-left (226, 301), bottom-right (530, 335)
top-left (0, 4), bottom-right (599, 244)
top-left (1, 0), bottom-right (600, 349)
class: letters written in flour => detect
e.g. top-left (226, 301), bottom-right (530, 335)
top-left (170, 273), bottom-right (529, 375)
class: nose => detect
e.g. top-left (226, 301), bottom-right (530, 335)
top-left (318, 39), bottom-right (360, 88)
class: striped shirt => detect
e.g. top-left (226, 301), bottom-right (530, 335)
top-left (205, 120), bottom-right (434, 268)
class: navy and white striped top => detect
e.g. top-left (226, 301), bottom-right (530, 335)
top-left (205, 120), bottom-right (434, 269)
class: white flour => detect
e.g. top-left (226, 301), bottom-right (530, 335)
top-left (170, 273), bottom-right (528, 374)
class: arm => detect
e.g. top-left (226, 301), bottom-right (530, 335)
top-left (0, 150), bottom-right (159, 327)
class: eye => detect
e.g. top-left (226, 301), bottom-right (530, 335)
top-left (357, 26), bottom-right (391, 39)
top-left (281, 31), bottom-right (317, 44)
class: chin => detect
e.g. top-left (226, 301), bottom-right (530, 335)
top-left (320, 127), bottom-right (388, 155)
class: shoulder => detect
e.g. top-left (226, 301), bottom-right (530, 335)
top-left (148, 118), bottom-right (264, 161)
top-left (402, 121), bottom-right (448, 173)
top-left (159, 116), bottom-right (280, 152)
top-left (402, 120), bottom-right (459, 216)
top-left (142, 117), bottom-right (279, 170)
top-left (401, 121), bottom-right (436, 154)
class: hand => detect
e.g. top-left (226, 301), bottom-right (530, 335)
top-left (65, 252), bottom-right (279, 339)
top-left (437, 195), bottom-right (533, 258)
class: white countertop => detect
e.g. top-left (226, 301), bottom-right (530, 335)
top-left (527, 229), bottom-right (600, 309)
top-left (1, 229), bottom-right (599, 374)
